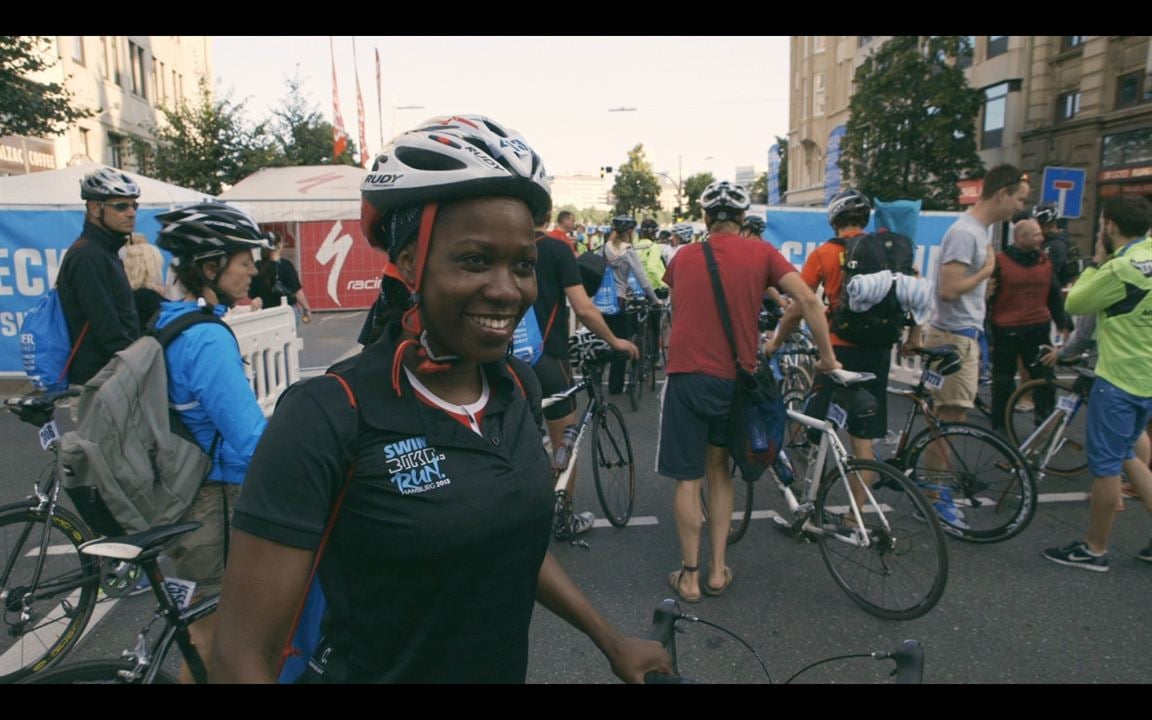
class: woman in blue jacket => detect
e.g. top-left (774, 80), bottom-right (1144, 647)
top-left (154, 201), bottom-right (273, 682)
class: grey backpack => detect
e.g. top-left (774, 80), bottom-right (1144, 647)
top-left (58, 309), bottom-right (230, 537)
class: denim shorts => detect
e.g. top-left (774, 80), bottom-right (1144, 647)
top-left (1085, 377), bottom-right (1152, 477)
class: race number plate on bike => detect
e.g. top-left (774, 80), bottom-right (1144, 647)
top-left (924, 371), bottom-right (945, 391)
top-left (163, 578), bottom-right (197, 610)
top-left (828, 403), bottom-right (848, 429)
top-left (38, 420), bottom-right (59, 451)
top-left (1058, 394), bottom-right (1078, 414)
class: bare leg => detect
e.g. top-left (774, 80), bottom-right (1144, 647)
top-left (179, 603), bottom-right (218, 684)
top-left (672, 479), bottom-right (703, 599)
top-left (703, 444), bottom-right (733, 590)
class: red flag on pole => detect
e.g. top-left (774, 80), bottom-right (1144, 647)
top-left (330, 37), bottom-right (349, 161)
top-left (352, 37), bottom-right (369, 168)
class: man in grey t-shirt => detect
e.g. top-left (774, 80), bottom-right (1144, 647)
top-left (924, 164), bottom-right (1029, 424)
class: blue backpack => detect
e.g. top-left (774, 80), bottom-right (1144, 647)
top-left (20, 289), bottom-right (88, 392)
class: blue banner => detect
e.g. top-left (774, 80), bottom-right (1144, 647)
top-left (768, 144), bottom-right (781, 206)
top-left (823, 125), bottom-right (847, 205)
top-left (762, 207), bottom-right (963, 284)
top-left (0, 209), bottom-right (171, 374)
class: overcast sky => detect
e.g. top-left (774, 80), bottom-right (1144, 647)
top-left (212, 36), bottom-right (792, 181)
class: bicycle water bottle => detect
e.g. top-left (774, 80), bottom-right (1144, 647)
top-left (553, 424), bottom-right (580, 472)
top-left (746, 403), bottom-right (771, 454)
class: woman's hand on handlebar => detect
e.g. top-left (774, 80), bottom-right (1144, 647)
top-left (1038, 345), bottom-right (1060, 367)
top-left (611, 337), bottom-right (640, 360)
top-left (607, 636), bottom-right (674, 684)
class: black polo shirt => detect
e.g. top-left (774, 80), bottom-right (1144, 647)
top-left (234, 326), bottom-right (553, 683)
top-left (533, 232), bottom-right (583, 358)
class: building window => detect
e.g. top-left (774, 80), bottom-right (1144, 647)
top-left (70, 37), bottom-right (85, 66)
top-left (813, 73), bottom-right (826, 117)
top-left (813, 36), bottom-right (825, 53)
top-left (129, 41), bottom-right (147, 99)
top-left (957, 36), bottom-right (975, 69)
top-left (982, 82), bottom-right (1009, 148)
top-left (1062, 36), bottom-right (1084, 51)
top-left (1057, 90), bottom-right (1081, 122)
top-left (987, 36), bottom-right (1008, 58)
top-left (100, 36), bottom-right (111, 80)
top-left (1102, 127), bottom-right (1152, 167)
top-left (79, 127), bottom-right (90, 158)
top-left (1115, 71), bottom-right (1149, 110)
top-left (858, 36), bottom-right (873, 48)
top-left (108, 133), bottom-right (124, 168)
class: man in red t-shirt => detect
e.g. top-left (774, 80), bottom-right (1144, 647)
top-left (547, 210), bottom-right (577, 254)
top-left (769, 189), bottom-right (920, 468)
top-left (660, 180), bottom-right (839, 603)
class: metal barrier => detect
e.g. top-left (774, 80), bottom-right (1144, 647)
top-left (226, 304), bottom-right (302, 418)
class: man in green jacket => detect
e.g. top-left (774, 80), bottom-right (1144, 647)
top-left (1042, 195), bottom-right (1152, 571)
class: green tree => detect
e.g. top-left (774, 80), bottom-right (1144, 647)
top-left (611, 144), bottom-right (662, 217)
top-left (774, 135), bottom-right (789, 198)
top-left (682, 172), bottom-right (716, 221)
top-left (751, 172), bottom-right (768, 205)
top-left (0, 36), bottom-right (93, 137)
top-left (840, 36), bottom-right (984, 210)
top-left (144, 78), bottom-right (280, 195)
top-left (271, 72), bottom-right (359, 167)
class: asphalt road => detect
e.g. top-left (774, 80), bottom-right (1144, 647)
top-left (3, 312), bottom-right (1149, 684)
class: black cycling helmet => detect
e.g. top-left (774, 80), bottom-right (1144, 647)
top-left (612, 214), bottom-right (637, 232)
top-left (156, 202), bottom-right (274, 263)
top-left (657, 229), bottom-right (672, 241)
top-left (1031, 202), bottom-right (1059, 226)
top-left (568, 328), bottom-right (613, 370)
top-left (699, 180), bottom-right (750, 221)
top-left (742, 214), bottom-right (766, 235)
top-left (827, 188), bottom-right (871, 229)
top-left (80, 167), bottom-right (141, 200)
top-left (639, 217), bottom-right (659, 237)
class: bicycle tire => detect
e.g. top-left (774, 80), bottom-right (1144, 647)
top-left (815, 459), bottom-right (948, 621)
top-left (781, 365), bottom-right (812, 399)
top-left (0, 503), bottom-right (98, 683)
top-left (591, 402), bottom-right (636, 527)
top-left (901, 422), bottom-right (1037, 543)
top-left (1004, 378), bottom-right (1088, 477)
top-left (19, 658), bottom-right (177, 684)
top-left (626, 334), bottom-right (644, 412)
top-left (700, 460), bottom-right (754, 545)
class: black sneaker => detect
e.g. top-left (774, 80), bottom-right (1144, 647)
top-left (1042, 540), bottom-right (1109, 573)
top-left (1137, 541), bottom-right (1152, 564)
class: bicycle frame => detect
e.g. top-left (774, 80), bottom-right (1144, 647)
top-left (1015, 387), bottom-right (1084, 479)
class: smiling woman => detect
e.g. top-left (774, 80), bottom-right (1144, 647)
top-left (209, 114), bottom-right (671, 684)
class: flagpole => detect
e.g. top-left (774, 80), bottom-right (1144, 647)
top-left (376, 47), bottom-right (384, 149)
top-left (352, 36), bottom-right (368, 168)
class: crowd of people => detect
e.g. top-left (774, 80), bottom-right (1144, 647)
top-left (45, 118), bottom-right (1152, 683)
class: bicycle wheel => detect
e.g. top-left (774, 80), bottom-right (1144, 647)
top-left (0, 503), bottom-right (98, 683)
top-left (902, 423), bottom-right (1037, 543)
top-left (815, 459), bottom-right (948, 621)
top-left (700, 460), bottom-right (754, 545)
top-left (626, 334), bottom-right (644, 412)
top-left (1005, 378), bottom-right (1088, 477)
top-left (19, 659), bottom-right (177, 684)
top-left (781, 365), bottom-right (812, 399)
top-left (591, 403), bottom-right (636, 527)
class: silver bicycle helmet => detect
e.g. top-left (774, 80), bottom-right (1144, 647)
top-left (80, 167), bottom-right (141, 200)
top-left (699, 180), bottom-right (750, 221)
top-left (1031, 202), bottom-right (1059, 226)
top-left (827, 188), bottom-right (871, 229)
top-left (612, 215), bottom-right (638, 233)
top-left (742, 214), bottom-right (766, 235)
top-left (156, 202), bottom-right (275, 263)
top-left (361, 114), bottom-right (551, 251)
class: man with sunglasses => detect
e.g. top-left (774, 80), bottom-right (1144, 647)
top-left (57, 167), bottom-right (143, 385)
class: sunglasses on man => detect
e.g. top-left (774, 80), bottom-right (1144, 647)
top-left (102, 200), bottom-right (140, 211)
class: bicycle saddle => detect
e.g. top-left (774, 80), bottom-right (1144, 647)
top-left (79, 522), bottom-right (203, 561)
top-left (827, 369), bottom-right (876, 387)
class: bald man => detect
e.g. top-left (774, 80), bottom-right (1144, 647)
top-left (986, 218), bottom-right (1074, 431)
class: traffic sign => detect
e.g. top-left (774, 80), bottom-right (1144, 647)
top-left (1040, 167), bottom-right (1087, 219)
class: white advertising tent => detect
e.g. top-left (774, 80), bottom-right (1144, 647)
top-left (0, 163), bottom-right (214, 209)
top-left (218, 165), bottom-right (366, 223)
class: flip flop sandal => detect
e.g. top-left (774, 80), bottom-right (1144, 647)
top-left (703, 566), bottom-right (735, 597)
top-left (667, 565), bottom-right (701, 604)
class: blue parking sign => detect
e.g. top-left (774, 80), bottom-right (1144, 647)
top-left (1040, 167), bottom-right (1087, 219)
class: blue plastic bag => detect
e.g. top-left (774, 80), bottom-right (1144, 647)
top-left (20, 289), bottom-right (79, 392)
top-left (511, 306), bottom-right (545, 366)
top-left (626, 269), bottom-right (646, 299)
top-left (592, 265), bottom-right (619, 316)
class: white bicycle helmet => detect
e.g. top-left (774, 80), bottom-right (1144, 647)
top-left (827, 188), bottom-right (871, 228)
top-left (671, 223), bottom-right (694, 242)
top-left (80, 167), bottom-right (141, 200)
top-left (568, 328), bottom-right (613, 370)
top-left (361, 114), bottom-right (551, 251)
top-left (699, 180), bottom-right (750, 221)
top-left (156, 202), bottom-right (275, 263)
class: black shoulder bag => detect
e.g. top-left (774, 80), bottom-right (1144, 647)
top-left (700, 241), bottom-right (785, 482)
